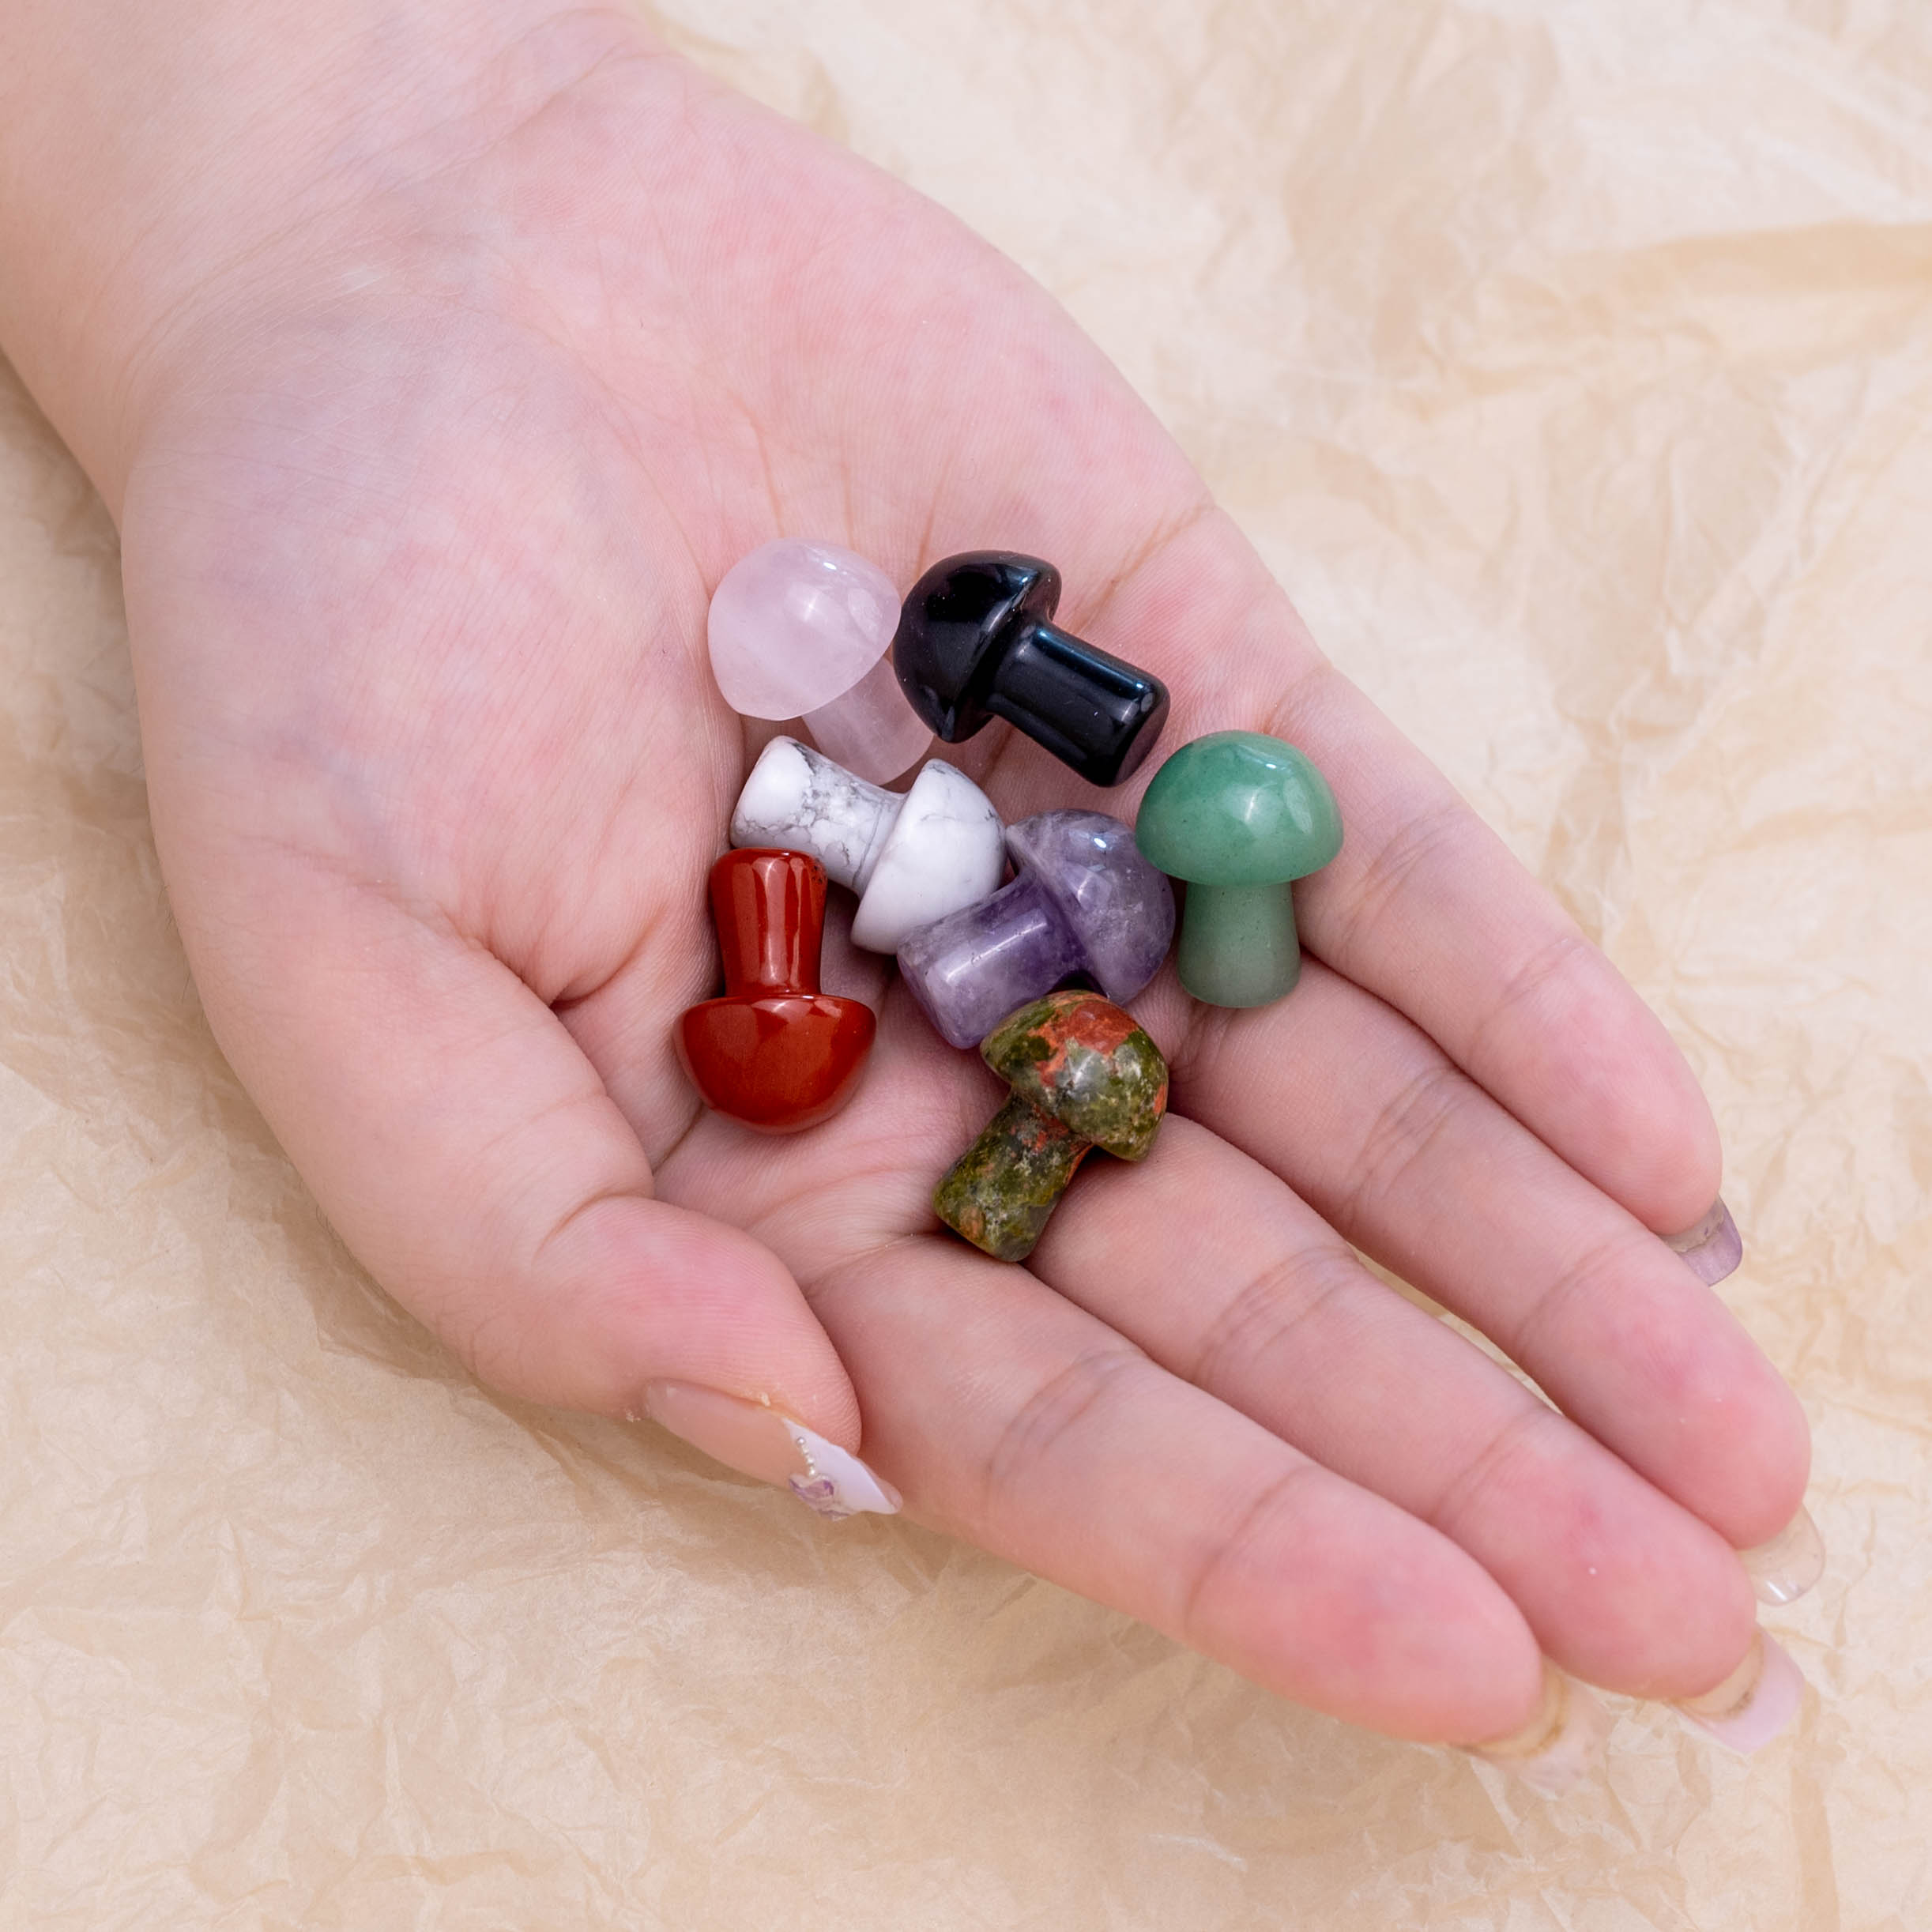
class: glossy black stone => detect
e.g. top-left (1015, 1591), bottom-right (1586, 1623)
top-left (892, 552), bottom-right (1169, 787)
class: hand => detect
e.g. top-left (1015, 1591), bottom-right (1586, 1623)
top-left (4, 2), bottom-right (1810, 1762)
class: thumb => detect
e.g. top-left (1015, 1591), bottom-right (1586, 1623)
top-left (186, 870), bottom-right (895, 1517)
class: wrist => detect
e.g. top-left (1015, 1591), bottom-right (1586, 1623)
top-left (0, 0), bottom-right (650, 510)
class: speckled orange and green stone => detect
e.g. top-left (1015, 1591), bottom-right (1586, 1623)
top-left (935, 991), bottom-right (1169, 1263)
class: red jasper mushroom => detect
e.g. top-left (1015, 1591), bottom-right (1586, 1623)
top-left (676, 849), bottom-right (876, 1132)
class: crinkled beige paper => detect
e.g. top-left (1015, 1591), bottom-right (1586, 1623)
top-left (4, 2), bottom-right (1930, 1926)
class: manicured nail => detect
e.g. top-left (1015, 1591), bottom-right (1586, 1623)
top-left (1741, 1505), bottom-right (1825, 1606)
top-left (1664, 1198), bottom-right (1743, 1285)
top-left (1673, 1630), bottom-right (1804, 1752)
top-left (1461, 1661), bottom-right (1611, 1795)
top-left (638, 1380), bottom-right (901, 1521)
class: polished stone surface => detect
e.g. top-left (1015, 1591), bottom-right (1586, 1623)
top-left (732, 736), bottom-right (900, 891)
top-left (708, 539), bottom-right (931, 781)
top-left (934, 991), bottom-right (1169, 1262)
top-left (893, 552), bottom-right (1169, 785)
top-left (730, 736), bottom-right (1006, 952)
top-left (851, 760), bottom-right (1007, 952)
top-left (676, 849), bottom-right (875, 1132)
top-left (1170, 881), bottom-right (1306, 1009)
top-left (802, 653), bottom-right (930, 782)
top-left (1135, 730), bottom-right (1343, 1007)
top-left (898, 810), bottom-right (1173, 1049)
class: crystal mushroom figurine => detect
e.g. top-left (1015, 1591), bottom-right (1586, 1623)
top-left (935, 990), bottom-right (1169, 1262)
top-left (893, 552), bottom-right (1169, 786)
top-left (676, 849), bottom-right (876, 1132)
top-left (729, 736), bottom-right (1006, 954)
top-left (1134, 730), bottom-right (1343, 1008)
top-left (708, 538), bottom-right (932, 783)
top-left (898, 810), bottom-right (1175, 1049)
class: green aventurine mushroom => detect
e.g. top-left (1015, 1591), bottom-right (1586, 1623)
top-left (1134, 730), bottom-right (1343, 1008)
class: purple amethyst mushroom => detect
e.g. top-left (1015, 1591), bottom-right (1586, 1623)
top-left (898, 810), bottom-right (1175, 1050)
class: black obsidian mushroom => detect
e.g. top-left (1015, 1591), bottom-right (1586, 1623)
top-left (891, 552), bottom-right (1170, 787)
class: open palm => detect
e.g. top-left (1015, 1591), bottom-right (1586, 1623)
top-left (118, 17), bottom-right (1805, 1751)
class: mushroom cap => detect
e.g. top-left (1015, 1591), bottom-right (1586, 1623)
top-left (1134, 731), bottom-right (1343, 886)
top-left (893, 552), bottom-right (1061, 741)
top-left (849, 759), bottom-right (1007, 952)
top-left (678, 994), bottom-right (876, 1133)
top-left (707, 539), bottom-right (900, 721)
top-left (981, 990), bottom-right (1169, 1162)
top-left (1004, 811), bottom-right (1176, 1004)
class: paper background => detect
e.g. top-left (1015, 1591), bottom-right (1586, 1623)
top-left (3, 1), bottom-right (1929, 1925)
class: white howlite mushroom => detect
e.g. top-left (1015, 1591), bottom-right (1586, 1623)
top-left (707, 538), bottom-right (932, 782)
top-left (731, 736), bottom-right (1007, 952)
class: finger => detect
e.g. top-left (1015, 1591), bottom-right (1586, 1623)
top-left (652, 1009), bottom-right (1540, 1745)
top-left (980, 519), bottom-right (1725, 1243)
top-left (1026, 1113), bottom-right (1756, 1699)
top-left (171, 860), bottom-right (866, 1451)
top-left (1158, 959), bottom-right (1808, 1548)
top-left (816, 1236), bottom-right (1545, 1745)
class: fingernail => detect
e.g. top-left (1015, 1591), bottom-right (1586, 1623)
top-left (1461, 1660), bottom-right (1612, 1795)
top-left (638, 1380), bottom-right (902, 1521)
top-left (1741, 1505), bottom-right (1825, 1606)
top-left (1664, 1198), bottom-right (1743, 1285)
top-left (1673, 1629), bottom-right (1804, 1752)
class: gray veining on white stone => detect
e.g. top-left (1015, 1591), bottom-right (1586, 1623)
top-left (730, 737), bottom-right (1007, 952)
top-left (731, 736), bottom-right (898, 890)
top-left (849, 760), bottom-right (1006, 951)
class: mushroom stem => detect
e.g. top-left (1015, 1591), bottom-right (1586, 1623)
top-left (984, 619), bottom-right (1169, 786)
top-left (801, 653), bottom-right (928, 781)
top-left (934, 1092), bottom-right (1094, 1263)
top-left (1177, 881), bottom-right (1303, 1007)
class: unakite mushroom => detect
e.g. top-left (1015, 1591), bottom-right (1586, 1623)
top-left (934, 990), bottom-right (1169, 1262)
top-left (1133, 731), bottom-right (1342, 1008)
